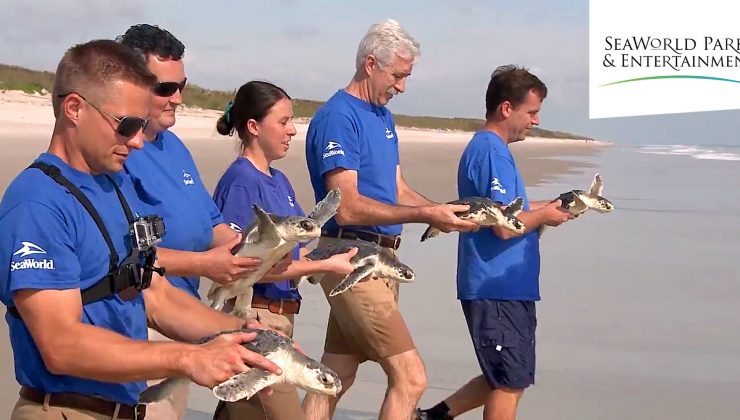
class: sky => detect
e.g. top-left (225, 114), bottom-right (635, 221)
top-left (1, 0), bottom-right (739, 146)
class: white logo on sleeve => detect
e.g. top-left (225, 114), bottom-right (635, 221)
top-left (287, 195), bottom-right (295, 207)
top-left (11, 241), bottom-right (55, 271)
top-left (228, 222), bottom-right (243, 233)
top-left (13, 242), bottom-right (46, 257)
top-left (385, 128), bottom-right (395, 139)
top-left (182, 170), bottom-right (194, 186)
top-left (322, 141), bottom-right (345, 159)
top-left (490, 178), bottom-right (507, 194)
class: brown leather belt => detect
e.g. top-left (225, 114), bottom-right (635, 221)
top-left (323, 228), bottom-right (401, 250)
top-left (251, 295), bottom-right (301, 315)
top-left (19, 386), bottom-right (146, 419)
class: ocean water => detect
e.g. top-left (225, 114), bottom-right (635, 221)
top-left (186, 145), bottom-right (740, 419)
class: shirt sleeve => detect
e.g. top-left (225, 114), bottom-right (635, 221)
top-left (466, 147), bottom-right (518, 204)
top-left (215, 185), bottom-right (261, 232)
top-left (6, 201), bottom-right (81, 293)
top-left (309, 113), bottom-right (360, 176)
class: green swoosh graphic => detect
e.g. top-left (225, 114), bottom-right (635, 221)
top-left (600, 75), bottom-right (740, 87)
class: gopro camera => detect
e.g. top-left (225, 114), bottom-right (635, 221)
top-left (130, 215), bottom-right (165, 252)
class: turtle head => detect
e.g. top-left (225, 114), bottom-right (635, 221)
top-left (279, 216), bottom-right (322, 242)
top-left (385, 261), bottom-right (415, 284)
top-left (296, 360), bottom-right (342, 396)
top-left (582, 195), bottom-right (614, 213)
top-left (592, 196), bottom-right (614, 213)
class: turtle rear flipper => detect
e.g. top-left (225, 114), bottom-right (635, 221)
top-left (308, 189), bottom-right (341, 227)
top-left (329, 264), bottom-right (375, 297)
top-left (420, 225), bottom-right (441, 242)
top-left (139, 377), bottom-right (190, 403)
top-left (213, 369), bottom-right (279, 402)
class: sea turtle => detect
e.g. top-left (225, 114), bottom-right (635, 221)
top-left (420, 196), bottom-right (525, 241)
top-left (294, 239), bottom-right (415, 296)
top-left (557, 173), bottom-right (614, 215)
top-left (139, 328), bottom-right (342, 403)
top-left (207, 189), bottom-right (341, 318)
top-left (539, 173), bottom-right (614, 237)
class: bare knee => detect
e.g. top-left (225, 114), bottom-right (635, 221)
top-left (383, 350), bottom-right (428, 397)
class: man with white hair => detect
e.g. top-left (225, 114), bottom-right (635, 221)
top-left (304, 19), bottom-right (479, 420)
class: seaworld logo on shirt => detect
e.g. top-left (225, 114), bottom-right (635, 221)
top-left (182, 170), bottom-right (194, 186)
top-left (385, 128), bottom-right (394, 139)
top-left (287, 195), bottom-right (295, 207)
top-left (490, 178), bottom-right (507, 194)
top-left (322, 141), bottom-right (345, 159)
top-left (11, 241), bottom-right (55, 271)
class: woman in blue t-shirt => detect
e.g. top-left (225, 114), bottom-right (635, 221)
top-left (211, 81), bottom-right (357, 420)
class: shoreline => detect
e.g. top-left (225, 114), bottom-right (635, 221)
top-left (0, 89), bottom-right (612, 146)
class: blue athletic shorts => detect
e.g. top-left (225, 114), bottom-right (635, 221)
top-left (461, 299), bottom-right (537, 390)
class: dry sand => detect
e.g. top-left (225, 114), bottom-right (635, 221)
top-left (0, 90), bottom-right (609, 417)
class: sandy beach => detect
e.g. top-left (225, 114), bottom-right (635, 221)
top-left (2, 90), bottom-right (739, 419)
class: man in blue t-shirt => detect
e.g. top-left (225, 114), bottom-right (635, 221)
top-left (303, 20), bottom-right (479, 420)
top-left (0, 40), bottom-right (280, 420)
top-left (417, 66), bottom-right (574, 420)
top-left (117, 24), bottom-right (268, 418)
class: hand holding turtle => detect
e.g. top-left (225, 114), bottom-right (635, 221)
top-left (424, 203), bottom-right (481, 233)
top-left (542, 200), bottom-right (575, 227)
top-left (181, 330), bottom-right (282, 388)
top-left (320, 247), bottom-right (359, 277)
top-left (201, 234), bottom-right (263, 285)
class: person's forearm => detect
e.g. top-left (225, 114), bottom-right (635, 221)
top-left (145, 276), bottom-right (242, 342)
top-left (155, 248), bottom-right (206, 277)
top-left (259, 259), bottom-right (337, 283)
top-left (336, 195), bottom-right (431, 227)
top-left (212, 223), bottom-right (239, 247)
top-left (397, 182), bottom-right (436, 207)
top-left (43, 322), bottom-right (192, 382)
top-left (528, 200), bottom-right (553, 210)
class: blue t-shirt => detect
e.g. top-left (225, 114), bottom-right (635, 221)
top-left (0, 153), bottom-right (149, 405)
top-left (124, 130), bottom-right (224, 297)
top-left (305, 89), bottom-right (401, 236)
top-left (456, 131), bottom-right (541, 301)
top-left (213, 158), bottom-right (303, 301)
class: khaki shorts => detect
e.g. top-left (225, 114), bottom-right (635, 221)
top-left (212, 308), bottom-right (305, 420)
top-left (11, 396), bottom-right (116, 420)
top-left (319, 238), bottom-right (416, 362)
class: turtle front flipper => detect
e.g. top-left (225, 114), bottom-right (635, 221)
top-left (231, 287), bottom-right (255, 320)
top-left (329, 264), bottom-right (376, 297)
top-left (420, 225), bottom-right (441, 242)
top-left (308, 189), bottom-right (341, 227)
top-left (213, 369), bottom-right (280, 402)
top-left (504, 197), bottom-right (523, 217)
top-left (589, 173), bottom-right (604, 196)
top-left (139, 377), bottom-right (190, 403)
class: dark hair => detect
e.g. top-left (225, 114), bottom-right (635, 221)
top-left (216, 81), bottom-right (291, 148)
top-left (52, 39), bottom-right (156, 117)
top-left (485, 65), bottom-right (547, 117)
top-left (117, 24), bottom-right (185, 60)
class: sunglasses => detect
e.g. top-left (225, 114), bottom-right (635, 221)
top-left (152, 78), bottom-right (187, 97)
top-left (58, 93), bottom-right (149, 138)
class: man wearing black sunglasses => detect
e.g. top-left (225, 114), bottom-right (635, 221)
top-left (118, 24), bottom-right (278, 418)
top-left (0, 39), bottom-right (283, 420)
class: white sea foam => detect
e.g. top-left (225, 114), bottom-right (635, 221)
top-left (637, 144), bottom-right (740, 161)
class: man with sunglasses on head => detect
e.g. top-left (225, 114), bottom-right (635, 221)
top-left (118, 24), bottom-right (281, 418)
top-left (0, 39), bottom-right (283, 420)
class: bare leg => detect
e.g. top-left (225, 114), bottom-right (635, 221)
top-left (379, 349), bottom-right (428, 420)
top-left (303, 352), bottom-right (360, 420)
top-left (484, 387), bottom-right (524, 420)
